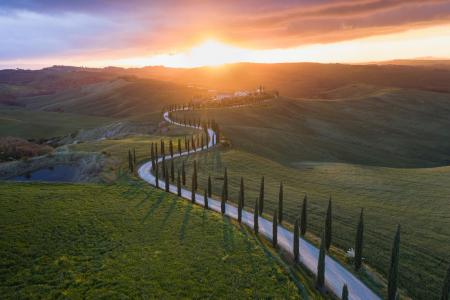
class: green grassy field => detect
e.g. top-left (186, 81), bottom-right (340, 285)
top-left (0, 181), bottom-right (318, 298)
top-left (0, 106), bottom-right (113, 139)
top-left (172, 146), bottom-right (450, 299)
top-left (176, 88), bottom-right (450, 168)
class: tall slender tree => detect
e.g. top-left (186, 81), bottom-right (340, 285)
top-left (178, 138), bottom-right (182, 156)
top-left (254, 200), bottom-right (259, 234)
top-left (133, 148), bottom-right (136, 166)
top-left (325, 197), bottom-right (332, 251)
top-left (162, 157), bottom-right (166, 179)
top-left (191, 171), bottom-right (196, 203)
top-left (342, 284), bottom-right (349, 300)
top-left (278, 181), bottom-right (283, 223)
top-left (221, 186), bottom-right (226, 215)
top-left (170, 159), bottom-right (175, 182)
top-left (164, 168), bottom-right (169, 192)
top-left (272, 210), bottom-right (278, 247)
top-left (355, 208), bottom-right (364, 271)
top-left (193, 160), bottom-right (197, 191)
top-left (301, 194), bottom-right (307, 236)
top-left (441, 264), bottom-right (450, 300)
top-left (160, 139), bottom-right (165, 157)
top-left (388, 225), bottom-right (401, 300)
top-left (208, 175), bottom-right (212, 197)
top-left (155, 163), bottom-right (159, 188)
top-left (259, 176), bottom-right (265, 215)
top-left (182, 161), bottom-right (186, 185)
top-left (316, 232), bottom-right (326, 291)
top-left (150, 143), bottom-right (155, 170)
top-left (238, 177), bottom-right (244, 223)
top-left (169, 140), bottom-right (173, 158)
top-left (223, 168), bottom-right (228, 202)
top-left (294, 218), bottom-right (300, 262)
top-left (128, 149), bottom-right (133, 172)
top-left (177, 169), bottom-right (181, 196)
top-left (204, 188), bottom-right (208, 209)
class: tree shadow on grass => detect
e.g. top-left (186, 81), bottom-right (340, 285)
top-left (179, 203), bottom-right (193, 242)
top-left (159, 196), bottom-right (177, 229)
top-left (239, 224), bottom-right (309, 299)
top-left (222, 216), bottom-right (235, 253)
top-left (141, 192), bottom-right (165, 223)
top-left (134, 189), bottom-right (157, 208)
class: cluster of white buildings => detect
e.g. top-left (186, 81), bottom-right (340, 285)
top-left (214, 85), bottom-right (265, 101)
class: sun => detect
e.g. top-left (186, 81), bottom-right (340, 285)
top-left (187, 39), bottom-right (246, 67)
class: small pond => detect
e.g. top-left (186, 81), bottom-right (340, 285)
top-left (10, 165), bottom-right (78, 182)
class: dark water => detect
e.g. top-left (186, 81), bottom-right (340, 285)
top-left (10, 165), bottom-right (78, 182)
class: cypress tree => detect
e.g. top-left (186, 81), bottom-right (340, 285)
top-left (221, 186), bottom-right (226, 215)
top-left (355, 208), bottom-right (364, 271)
top-left (128, 149), bottom-right (133, 172)
top-left (238, 177), bottom-right (244, 223)
top-left (177, 169), bottom-right (181, 196)
top-left (164, 168), bottom-right (169, 192)
top-left (208, 175), bottom-right (212, 197)
top-left (272, 210), bottom-right (278, 247)
top-left (278, 181), bottom-right (283, 224)
top-left (155, 163), bottom-right (159, 188)
top-left (162, 156), bottom-right (166, 179)
top-left (170, 159), bottom-right (175, 182)
top-left (342, 284), bottom-right (349, 300)
top-left (133, 148), bottom-right (136, 166)
top-left (193, 160), bottom-right (197, 191)
top-left (178, 138), bottom-right (182, 156)
top-left (254, 200), bottom-right (259, 234)
top-left (191, 135), bottom-right (195, 151)
top-left (294, 218), bottom-right (300, 262)
top-left (301, 194), bottom-right (307, 236)
top-left (325, 197), bottom-right (332, 251)
top-left (150, 143), bottom-right (155, 170)
top-left (201, 134), bottom-right (204, 150)
top-left (442, 264), bottom-right (450, 300)
top-left (316, 232), bottom-right (326, 291)
top-left (191, 170), bottom-right (196, 203)
top-left (169, 140), bottom-right (173, 158)
top-left (160, 139), bottom-right (165, 157)
top-left (388, 225), bottom-right (401, 300)
top-left (223, 168), bottom-right (228, 202)
top-left (204, 188), bottom-right (208, 209)
top-left (259, 176), bottom-right (264, 215)
top-left (182, 161), bottom-right (186, 185)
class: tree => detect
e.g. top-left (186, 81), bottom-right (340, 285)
top-left (301, 194), bottom-right (307, 236)
top-left (162, 157), bottom-right (166, 180)
top-left (178, 138), bottom-right (182, 156)
top-left (272, 210), bottom-right (278, 247)
top-left (294, 218), bottom-right (300, 262)
top-left (160, 139), bottom-right (165, 157)
top-left (342, 284), bottom-right (349, 300)
top-left (221, 187), bottom-right (226, 215)
top-left (133, 148), bottom-right (136, 166)
top-left (204, 188), bottom-right (208, 209)
top-left (254, 200), bottom-right (259, 234)
top-left (223, 168), bottom-right (228, 201)
top-left (169, 140), bottom-right (173, 158)
top-left (278, 181), bottom-right (283, 223)
top-left (442, 264), bottom-right (449, 300)
top-left (150, 143), bottom-right (155, 170)
top-left (388, 225), bottom-right (401, 300)
top-left (355, 208), bottom-right (364, 271)
top-left (191, 170), bottom-right (196, 203)
top-left (316, 232), bottom-right (326, 291)
top-left (238, 177), bottom-right (244, 223)
top-left (177, 169), bottom-right (181, 196)
top-left (208, 175), bottom-right (212, 197)
top-left (155, 163), bottom-right (159, 188)
top-left (182, 161), bottom-right (186, 185)
top-left (193, 160), bottom-right (197, 191)
top-left (170, 159), bottom-right (175, 182)
top-left (164, 168), bottom-right (169, 192)
top-left (325, 197), bottom-right (332, 251)
top-left (259, 176), bottom-right (264, 215)
top-left (128, 149), bottom-right (133, 172)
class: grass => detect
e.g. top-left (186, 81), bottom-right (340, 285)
top-left (0, 180), bottom-right (314, 298)
top-left (173, 147), bottom-right (450, 300)
top-left (0, 106), bottom-right (113, 139)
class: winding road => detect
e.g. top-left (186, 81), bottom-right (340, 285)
top-left (138, 109), bottom-right (381, 300)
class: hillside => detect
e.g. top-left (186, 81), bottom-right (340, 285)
top-left (0, 181), bottom-right (310, 298)
top-left (178, 87), bottom-right (450, 168)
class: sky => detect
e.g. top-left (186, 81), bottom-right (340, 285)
top-left (1, 0), bottom-right (450, 69)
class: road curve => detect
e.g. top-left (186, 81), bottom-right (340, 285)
top-left (138, 109), bottom-right (381, 300)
